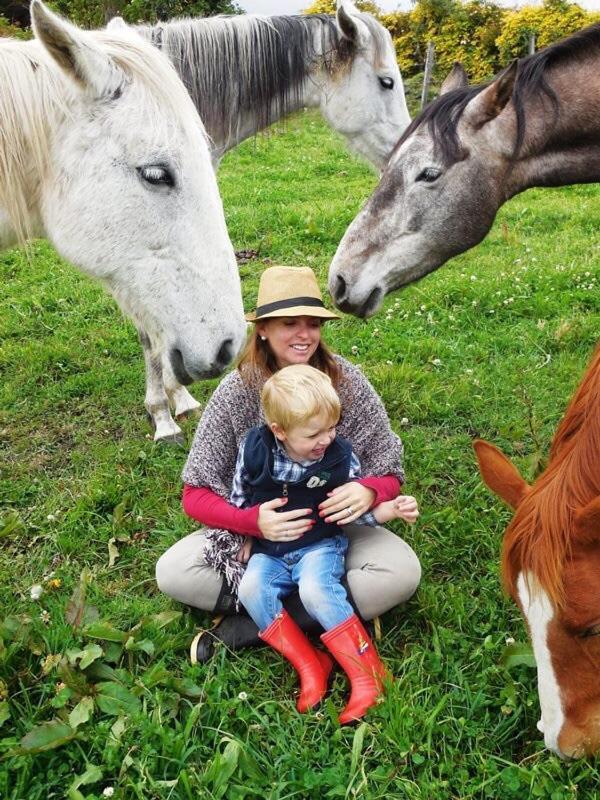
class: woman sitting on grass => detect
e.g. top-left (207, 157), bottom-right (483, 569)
top-left (155, 266), bottom-right (421, 663)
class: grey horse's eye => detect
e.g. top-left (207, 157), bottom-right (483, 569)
top-left (138, 165), bottom-right (175, 188)
top-left (415, 167), bottom-right (441, 183)
top-left (378, 76), bottom-right (394, 90)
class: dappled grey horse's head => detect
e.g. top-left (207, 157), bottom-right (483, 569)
top-left (328, 63), bottom-right (519, 317)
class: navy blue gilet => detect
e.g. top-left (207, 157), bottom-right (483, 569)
top-left (244, 425), bottom-right (353, 557)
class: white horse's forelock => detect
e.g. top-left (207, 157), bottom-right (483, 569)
top-left (0, 28), bottom-right (207, 246)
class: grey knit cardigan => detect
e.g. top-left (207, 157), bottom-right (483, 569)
top-left (182, 356), bottom-right (404, 592)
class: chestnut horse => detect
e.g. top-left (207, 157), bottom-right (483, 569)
top-left (474, 347), bottom-right (600, 758)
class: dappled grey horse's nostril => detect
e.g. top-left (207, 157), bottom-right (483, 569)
top-left (215, 338), bottom-right (235, 370)
top-left (334, 274), bottom-right (347, 303)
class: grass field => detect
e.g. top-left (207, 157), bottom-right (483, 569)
top-left (1, 110), bottom-right (599, 799)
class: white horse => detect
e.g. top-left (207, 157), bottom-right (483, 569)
top-left (2, 1), bottom-right (246, 443)
top-left (137, 0), bottom-right (410, 169)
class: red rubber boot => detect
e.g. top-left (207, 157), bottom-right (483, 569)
top-left (321, 614), bottom-right (388, 724)
top-left (259, 610), bottom-right (333, 712)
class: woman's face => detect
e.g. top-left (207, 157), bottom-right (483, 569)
top-left (257, 316), bottom-right (323, 369)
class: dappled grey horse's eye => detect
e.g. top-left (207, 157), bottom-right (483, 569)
top-left (138, 165), bottom-right (175, 188)
top-left (415, 167), bottom-right (441, 183)
top-left (378, 76), bottom-right (394, 90)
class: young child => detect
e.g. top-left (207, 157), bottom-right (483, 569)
top-left (233, 364), bottom-right (418, 723)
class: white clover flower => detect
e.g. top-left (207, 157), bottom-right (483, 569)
top-left (103, 788), bottom-right (115, 798)
top-left (386, 360), bottom-right (393, 366)
top-left (351, 345), bottom-right (359, 355)
top-left (470, 275), bottom-right (477, 281)
top-left (238, 691), bottom-right (248, 701)
top-left (431, 358), bottom-right (442, 367)
top-left (400, 418), bottom-right (409, 426)
top-left (40, 610), bottom-right (51, 625)
top-left (505, 637), bottom-right (515, 646)
top-left (30, 584), bottom-right (44, 601)
top-left (46, 514), bottom-right (56, 522)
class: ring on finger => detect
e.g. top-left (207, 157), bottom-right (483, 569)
top-left (345, 506), bottom-right (353, 517)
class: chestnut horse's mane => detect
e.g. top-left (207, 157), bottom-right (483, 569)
top-left (502, 346), bottom-right (600, 605)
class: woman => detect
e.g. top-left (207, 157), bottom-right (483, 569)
top-left (156, 266), bottom-right (421, 663)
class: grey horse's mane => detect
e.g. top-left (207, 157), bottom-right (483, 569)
top-left (398, 22), bottom-right (600, 165)
top-left (137, 13), bottom-right (389, 143)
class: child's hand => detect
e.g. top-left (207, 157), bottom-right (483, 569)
top-left (393, 495), bottom-right (419, 524)
top-left (372, 495), bottom-right (419, 525)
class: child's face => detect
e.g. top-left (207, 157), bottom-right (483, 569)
top-left (272, 412), bottom-right (337, 462)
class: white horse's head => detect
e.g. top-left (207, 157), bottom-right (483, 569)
top-left (12, 1), bottom-right (246, 381)
top-left (318, 0), bottom-right (410, 170)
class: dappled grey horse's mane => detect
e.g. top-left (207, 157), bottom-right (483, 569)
top-left (399, 22), bottom-right (600, 165)
top-left (137, 13), bottom-right (389, 143)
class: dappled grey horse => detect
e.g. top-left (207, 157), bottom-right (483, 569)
top-left (329, 24), bottom-right (600, 317)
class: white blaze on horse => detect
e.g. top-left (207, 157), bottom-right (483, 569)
top-left (2, 1), bottom-right (246, 442)
top-left (136, 0), bottom-right (410, 169)
top-left (474, 347), bottom-right (600, 759)
top-left (329, 24), bottom-right (600, 316)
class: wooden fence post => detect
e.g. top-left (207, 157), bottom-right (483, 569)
top-left (528, 33), bottom-right (536, 55)
top-left (421, 41), bottom-right (435, 110)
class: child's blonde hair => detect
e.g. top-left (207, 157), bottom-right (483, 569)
top-left (261, 365), bottom-right (341, 432)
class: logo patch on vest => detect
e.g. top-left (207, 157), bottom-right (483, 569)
top-left (306, 471), bottom-right (331, 489)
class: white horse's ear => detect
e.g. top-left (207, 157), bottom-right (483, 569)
top-left (336, 0), bottom-right (370, 48)
top-left (30, 0), bottom-right (125, 98)
top-left (440, 62), bottom-right (469, 96)
top-left (463, 60), bottom-right (518, 129)
top-left (107, 15), bottom-right (128, 32)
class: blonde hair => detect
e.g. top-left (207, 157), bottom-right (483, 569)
top-left (261, 364), bottom-right (341, 432)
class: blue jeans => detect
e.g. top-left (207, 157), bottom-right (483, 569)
top-left (237, 535), bottom-right (354, 632)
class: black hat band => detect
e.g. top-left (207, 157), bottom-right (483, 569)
top-left (255, 296), bottom-right (326, 316)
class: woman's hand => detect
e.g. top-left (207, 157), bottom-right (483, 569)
top-left (318, 482), bottom-right (376, 525)
top-left (257, 498), bottom-right (314, 542)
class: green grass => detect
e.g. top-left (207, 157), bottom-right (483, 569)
top-left (1, 110), bottom-right (599, 799)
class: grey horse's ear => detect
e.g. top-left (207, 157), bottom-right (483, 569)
top-left (107, 15), bottom-right (128, 32)
top-left (463, 60), bottom-right (518, 129)
top-left (440, 62), bottom-right (469, 95)
top-left (336, 0), bottom-right (369, 47)
top-left (31, 0), bottom-right (124, 97)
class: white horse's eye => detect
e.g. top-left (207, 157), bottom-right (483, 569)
top-left (378, 76), bottom-right (394, 90)
top-left (138, 165), bottom-right (175, 188)
top-left (415, 167), bottom-right (441, 183)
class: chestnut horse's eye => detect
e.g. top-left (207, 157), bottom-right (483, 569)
top-left (580, 623), bottom-right (600, 639)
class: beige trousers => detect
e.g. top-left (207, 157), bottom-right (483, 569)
top-left (156, 524), bottom-right (421, 620)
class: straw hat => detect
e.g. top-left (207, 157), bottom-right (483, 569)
top-left (245, 266), bottom-right (340, 321)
